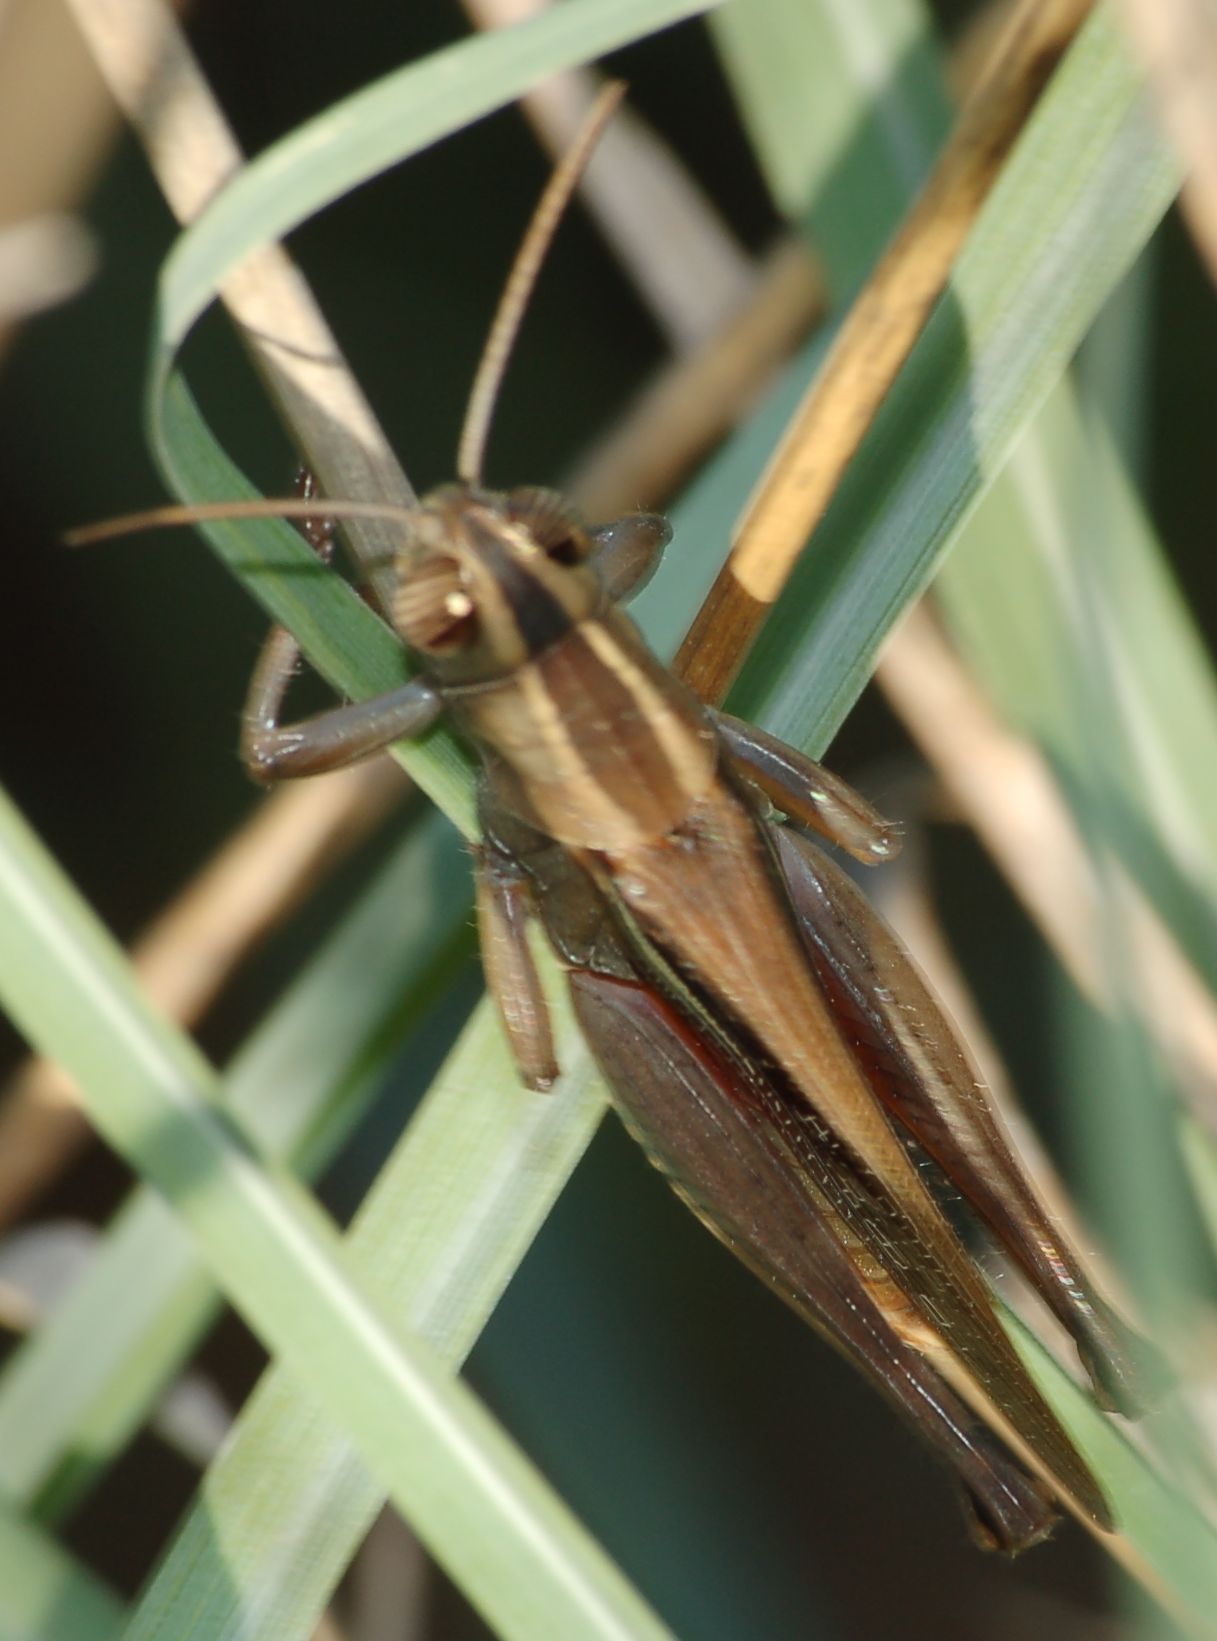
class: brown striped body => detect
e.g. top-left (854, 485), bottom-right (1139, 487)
top-left (379, 481), bottom-right (1144, 1543)
top-left (236, 472), bottom-right (1157, 1547)
top-left (234, 97), bottom-right (1150, 1548)
top-left (452, 609), bottom-right (718, 850)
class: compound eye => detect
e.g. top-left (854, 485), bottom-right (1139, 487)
top-left (506, 487), bottom-right (592, 566)
top-left (393, 555), bottom-right (479, 652)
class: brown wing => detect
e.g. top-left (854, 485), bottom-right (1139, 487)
top-left (568, 967), bottom-right (1064, 1551)
top-left (590, 776), bottom-right (1109, 1528)
top-left (770, 821), bottom-right (1161, 1417)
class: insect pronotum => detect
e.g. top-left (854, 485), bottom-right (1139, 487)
top-left (101, 84), bottom-right (1157, 1553)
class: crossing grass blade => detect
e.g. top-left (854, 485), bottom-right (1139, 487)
top-left (0, 814), bottom-right (470, 1520)
top-left (0, 1499), bottom-right (123, 1641)
top-left (0, 782), bottom-right (676, 1641)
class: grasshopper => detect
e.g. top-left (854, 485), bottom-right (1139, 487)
top-left (157, 89), bottom-right (1154, 1551)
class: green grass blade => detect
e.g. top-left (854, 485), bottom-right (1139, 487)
top-left (156, 0), bottom-right (713, 351)
top-left (1076, 249), bottom-right (1158, 481)
top-left (152, 374), bottom-right (479, 833)
top-left (0, 1501), bottom-right (123, 1641)
top-left (0, 815), bottom-right (469, 1519)
top-left (0, 786), bottom-right (672, 1641)
top-left (1004, 1309), bottom-right (1217, 1621)
top-left (122, 995), bottom-right (608, 1641)
top-left (937, 390), bottom-right (1217, 1323)
top-left (710, 0), bottom-right (941, 291)
top-left (1181, 1112), bottom-right (1217, 1265)
top-left (725, 9), bottom-right (1180, 748)
top-left (939, 394), bottom-right (1217, 988)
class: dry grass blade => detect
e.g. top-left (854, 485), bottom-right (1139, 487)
top-left (0, 214), bottom-right (95, 324)
top-left (456, 0), bottom-right (824, 524)
top-left (461, 0), bottom-right (754, 351)
top-left (345, 1510), bottom-right (430, 1641)
top-left (674, 0), bottom-right (1095, 704)
top-left (877, 604), bottom-right (1217, 1134)
top-left (570, 236), bottom-right (823, 519)
top-left (1119, 0), bottom-right (1217, 293)
top-left (0, 760), bottom-right (407, 1227)
top-left (0, 0), bottom-right (121, 358)
top-left (310, 1612), bottom-right (350, 1641)
top-left (63, 0), bottom-right (415, 614)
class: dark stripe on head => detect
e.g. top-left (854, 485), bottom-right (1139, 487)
top-left (467, 517), bottom-right (575, 656)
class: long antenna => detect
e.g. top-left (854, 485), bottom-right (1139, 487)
top-left (456, 80), bottom-right (626, 487)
